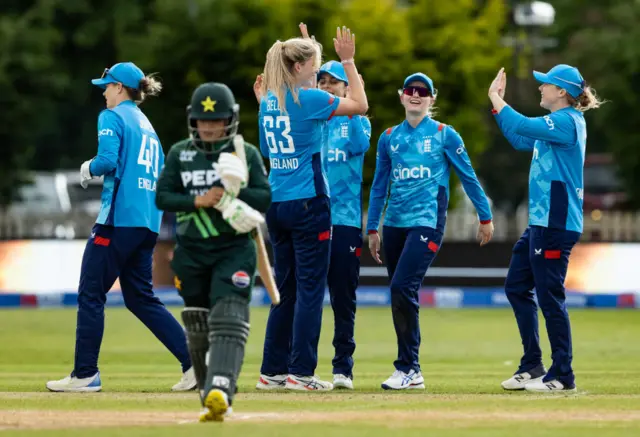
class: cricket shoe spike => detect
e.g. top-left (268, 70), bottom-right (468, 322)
top-left (172, 367), bottom-right (197, 391)
top-left (255, 374), bottom-right (287, 390)
top-left (525, 379), bottom-right (577, 393)
top-left (285, 374), bottom-right (333, 391)
top-left (46, 372), bottom-right (102, 393)
top-left (200, 389), bottom-right (229, 422)
top-left (381, 370), bottom-right (425, 390)
top-left (501, 364), bottom-right (547, 391)
top-left (333, 374), bottom-right (354, 390)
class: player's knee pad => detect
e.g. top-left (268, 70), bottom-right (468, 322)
top-left (181, 308), bottom-right (209, 403)
top-left (207, 295), bottom-right (250, 342)
top-left (205, 296), bottom-right (250, 401)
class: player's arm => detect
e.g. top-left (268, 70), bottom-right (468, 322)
top-left (155, 146), bottom-right (198, 212)
top-left (348, 116), bottom-right (371, 157)
top-left (366, 131), bottom-right (392, 233)
top-left (89, 110), bottom-right (123, 176)
top-left (443, 127), bottom-right (493, 224)
top-left (495, 106), bottom-right (577, 146)
top-left (492, 110), bottom-right (536, 151)
top-left (237, 144), bottom-right (272, 214)
top-left (258, 111), bottom-right (270, 158)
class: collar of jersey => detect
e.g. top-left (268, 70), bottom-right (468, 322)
top-left (402, 116), bottom-right (433, 131)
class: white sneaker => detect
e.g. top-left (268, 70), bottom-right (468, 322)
top-left (172, 367), bottom-right (197, 391)
top-left (502, 373), bottom-right (544, 390)
top-left (501, 365), bottom-right (547, 391)
top-left (199, 389), bottom-right (229, 422)
top-left (333, 374), bottom-right (354, 390)
top-left (255, 374), bottom-right (287, 390)
top-left (285, 374), bottom-right (333, 391)
top-left (381, 370), bottom-right (425, 390)
top-left (46, 372), bottom-right (102, 392)
top-left (525, 379), bottom-right (577, 393)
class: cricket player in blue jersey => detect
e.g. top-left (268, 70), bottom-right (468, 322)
top-left (46, 62), bottom-right (194, 392)
top-left (489, 65), bottom-right (604, 392)
top-left (317, 60), bottom-right (371, 390)
top-left (367, 72), bottom-right (494, 390)
top-left (255, 24), bottom-right (368, 391)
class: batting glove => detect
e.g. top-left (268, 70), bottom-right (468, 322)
top-left (214, 152), bottom-right (247, 197)
top-left (80, 159), bottom-right (94, 189)
top-left (221, 198), bottom-right (264, 233)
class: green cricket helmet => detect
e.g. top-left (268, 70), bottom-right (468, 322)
top-left (186, 82), bottom-right (239, 153)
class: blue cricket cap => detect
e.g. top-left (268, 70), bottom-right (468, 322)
top-left (403, 72), bottom-right (434, 94)
top-left (317, 60), bottom-right (348, 84)
top-left (533, 64), bottom-right (585, 98)
top-left (91, 62), bottom-right (145, 90)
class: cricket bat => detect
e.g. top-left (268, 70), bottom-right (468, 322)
top-left (233, 135), bottom-right (281, 305)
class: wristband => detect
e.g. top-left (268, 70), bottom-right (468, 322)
top-left (367, 229), bottom-right (378, 235)
top-left (480, 219), bottom-right (492, 225)
top-left (341, 59), bottom-right (355, 65)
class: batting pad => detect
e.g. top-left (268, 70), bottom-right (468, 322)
top-left (181, 307), bottom-right (210, 405)
top-left (204, 295), bottom-right (250, 405)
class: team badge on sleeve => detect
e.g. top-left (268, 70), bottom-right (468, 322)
top-left (232, 271), bottom-right (251, 288)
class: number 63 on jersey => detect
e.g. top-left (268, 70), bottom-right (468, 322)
top-left (263, 115), bottom-right (296, 154)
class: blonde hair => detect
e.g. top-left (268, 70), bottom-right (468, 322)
top-left (261, 38), bottom-right (321, 114)
top-left (566, 85), bottom-right (606, 112)
top-left (125, 73), bottom-right (162, 104)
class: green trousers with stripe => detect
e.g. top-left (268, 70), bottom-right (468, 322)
top-left (171, 232), bottom-right (257, 308)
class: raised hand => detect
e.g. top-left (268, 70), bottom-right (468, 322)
top-left (334, 26), bottom-right (355, 62)
top-left (299, 22), bottom-right (316, 42)
top-left (253, 74), bottom-right (264, 102)
top-left (489, 67), bottom-right (506, 98)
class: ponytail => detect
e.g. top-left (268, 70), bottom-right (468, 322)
top-left (568, 85), bottom-right (606, 112)
top-left (125, 73), bottom-right (162, 105)
top-left (262, 38), bottom-right (321, 114)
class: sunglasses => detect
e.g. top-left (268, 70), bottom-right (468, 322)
top-left (100, 68), bottom-right (121, 84)
top-left (402, 86), bottom-right (432, 98)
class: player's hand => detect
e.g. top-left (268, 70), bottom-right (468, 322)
top-left (334, 26), bottom-right (356, 62)
top-left (477, 221), bottom-right (494, 246)
top-left (195, 187), bottom-right (224, 209)
top-left (489, 67), bottom-right (506, 98)
top-left (345, 74), bottom-right (364, 99)
top-left (299, 22), bottom-right (316, 43)
top-left (214, 152), bottom-right (247, 197)
top-left (222, 198), bottom-right (265, 233)
top-left (253, 74), bottom-right (264, 103)
top-left (368, 232), bottom-right (382, 264)
top-left (80, 159), bottom-right (94, 189)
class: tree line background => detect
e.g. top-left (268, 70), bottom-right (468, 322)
top-left (1, 0), bottom-right (638, 211)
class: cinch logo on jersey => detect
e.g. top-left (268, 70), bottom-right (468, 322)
top-left (328, 148), bottom-right (347, 162)
top-left (392, 164), bottom-right (432, 180)
top-left (98, 129), bottom-right (113, 137)
top-left (180, 169), bottom-right (220, 195)
top-left (270, 157), bottom-right (299, 170)
top-left (232, 271), bottom-right (251, 288)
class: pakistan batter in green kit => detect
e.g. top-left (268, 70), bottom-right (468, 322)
top-left (156, 82), bottom-right (271, 422)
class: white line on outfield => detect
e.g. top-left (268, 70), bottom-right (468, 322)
top-left (258, 267), bottom-right (509, 279)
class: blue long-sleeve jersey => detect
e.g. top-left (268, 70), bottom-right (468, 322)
top-left (259, 88), bottom-right (340, 202)
top-left (324, 115), bottom-right (371, 228)
top-left (90, 100), bottom-right (164, 233)
top-left (495, 105), bottom-right (586, 233)
top-left (367, 117), bottom-right (492, 233)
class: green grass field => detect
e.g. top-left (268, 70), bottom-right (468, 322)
top-left (1, 306), bottom-right (639, 436)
